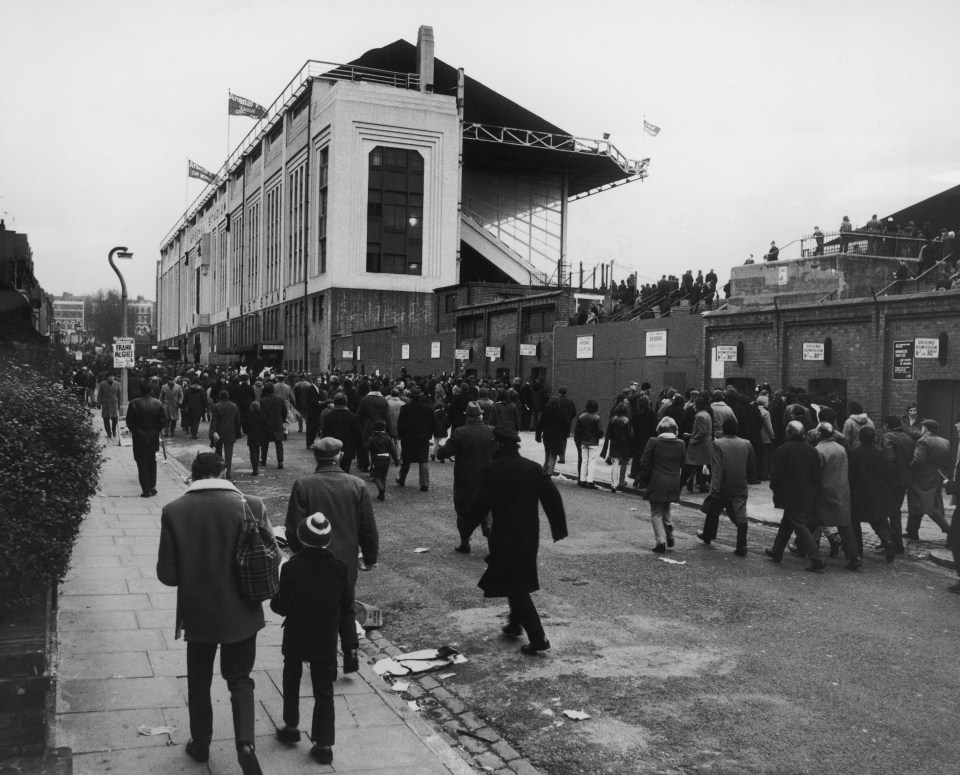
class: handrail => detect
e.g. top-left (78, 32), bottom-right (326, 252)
top-left (876, 251), bottom-right (955, 296)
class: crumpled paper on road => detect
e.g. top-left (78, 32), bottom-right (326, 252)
top-left (373, 646), bottom-right (464, 676)
top-left (562, 710), bottom-right (591, 720)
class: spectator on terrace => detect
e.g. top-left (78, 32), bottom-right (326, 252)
top-left (744, 254), bottom-right (755, 265)
top-left (839, 215), bottom-right (853, 253)
top-left (764, 241), bottom-right (780, 262)
top-left (812, 226), bottom-right (824, 256)
top-left (865, 213), bottom-right (882, 255)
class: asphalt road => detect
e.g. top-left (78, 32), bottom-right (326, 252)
top-left (168, 428), bottom-right (960, 775)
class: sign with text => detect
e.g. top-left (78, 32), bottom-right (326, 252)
top-left (576, 336), bottom-right (594, 359)
top-left (485, 346), bottom-right (502, 360)
top-left (915, 338), bottom-right (939, 358)
top-left (645, 330), bottom-right (667, 357)
top-left (454, 348), bottom-right (470, 360)
top-left (112, 337), bottom-right (135, 368)
top-left (519, 343), bottom-right (537, 357)
top-left (802, 342), bottom-right (825, 361)
top-left (892, 340), bottom-right (914, 381)
top-left (342, 350), bottom-right (354, 360)
top-left (710, 347), bottom-right (725, 379)
top-left (778, 266), bottom-right (789, 286)
top-left (715, 345), bottom-right (738, 362)
top-left (401, 344), bottom-right (410, 360)
top-left (430, 341), bottom-right (441, 359)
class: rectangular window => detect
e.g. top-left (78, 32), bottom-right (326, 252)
top-left (317, 146), bottom-right (328, 275)
top-left (265, 183), bottom-right (282, 292)
top-left (366, 146), bottom-right (424, 275)
top-left (459, 316), bottom-right (482, 339)
top-left (524, 307), bottom-right (552, 333)
top-left (445, 293), bottom-right (458, 313)
top-left (288, 164), bottom-right (306, 285)
top-left (230, 213), bottom-right (244, 305)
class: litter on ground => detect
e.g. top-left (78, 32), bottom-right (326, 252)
top-left (414, 547), bottom-right (430, 553)
top-left (659, 557), bottom-right (686, 565)
top-left (374, 646), bottom-right (464, 676)
top-left (563, 710), bottom-right (592, 720)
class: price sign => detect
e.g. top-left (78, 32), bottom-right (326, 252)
top-left (401, 344), bottom-right (410, 360)
top-left (430, 341), bottom-right (441, 359)
top-left (519, 343), bottom-right (537, 357)
top-left (715, 345), bottom-right (738, 362)
top-left (455, 348), bottom-right (470, 360)
top-left (915, 338), bottom-right (939, 358)
top-left (803, 343), bottom-right (824, 361)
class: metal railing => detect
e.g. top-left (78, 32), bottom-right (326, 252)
top-left (876, 252), bottom-right (957, 296)
top-left (160, 60), bottom-right (420, 250)
top-left (797, 229), bottom-right (928, 259)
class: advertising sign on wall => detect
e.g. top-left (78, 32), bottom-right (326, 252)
top-left (892, 340), bottom-right (914, 381)
top-left (519, 343), bottom-right (537, 357)
top-left (645, 330), bottom-right (667, 357)
top-left (576, 336), bottom-right (594, 359)
top-left (430, 341), bottom-right (441, 359)
top-left (401, 344), bottom-right (410, 360)
top-left (454, 348), bottom-right (470, 360)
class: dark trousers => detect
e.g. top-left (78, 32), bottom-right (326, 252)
top-left (771, 509), bottom-right (822, 560)
top-left (371, 458), bottom-right (390, 493)
top-left (398, 448), bottom-right (429, 489)
top-left (853, 518), bottom-right (892, 556)
top-left (700, 497), bottom-right (747, 548)
top-left (102, 416), bottom-right (118, 437)
top-left (186, 635), bottom-right (257, 749)
top-left (262, 438), bottom-right (283, 465)
top-left (339, 452), bottom-right (355, 474)
top-left (306, 416), bottom-right (321, 448)
top-left (356, 445), bottom-right (370, 471)
top-left (282, 656), bottom-right (336, 747)
top-left (248, 444), bottom-right (265, 474)
top-left (134, 451), bottom-right (157, 494)
top-left (214, 440), bottom-right (235, 477)
top-left (455, 506), bottom-right (485, 546)
top-left (188, 412), bottom-right (201, 439)
top-left (507, 592), bottom-right (546, 646)
top-left (907, 488), bottom-right (949, 535)
top-left (886, 484), bottom-right (907, 548)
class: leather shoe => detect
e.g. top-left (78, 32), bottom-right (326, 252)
top-left (237, 743), bottom-right (262, 775)
top-left (806, 557), bottom-right (826, 573)
top-left (764, 548), bottom-right (780, 563)
top-left (420, 485), bottom-right (429, 492)
top-left (502, 622), bottom-right (523, 637)
top-left (185, 739), bottom-right (210, 763)
top-left (454, 543), bottom-right (470, 554)
top-left (276, 725), bottom-right (301, 744)
top-left (845, 557), bottom-right (862, 571)
top-left (733, 547), bottom-right (748, 557)
top-left (311, 745), bottom-right (334, 764)
top-left (395, 478), bottom-right (404, 487)
top-left (696, 531), bottom-right (712, 545)
top-left (652, 543), bottom-right (666, 554)
top-left (520, 639), bottom-right (550, 655)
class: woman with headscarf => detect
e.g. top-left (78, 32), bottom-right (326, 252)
top-left (637, 417), bottom-right (686, 553)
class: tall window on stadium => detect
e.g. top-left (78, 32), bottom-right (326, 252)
top-left (215, 223), bottom-right (228, 310)
top-left (230, 213), bottom-right (244, 305)
top-left (288, 164), bottom-right (306, 284)
top-left (246, 200), bottom-right (261, 300)
top-left (265, 183), bottom-right (282, 292)
top-left (366, 146), bottom-right (423, 275)
top-left (317, 146), bottom-right (328, 274)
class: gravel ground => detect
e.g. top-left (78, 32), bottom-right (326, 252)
top-left (167, 427), bottom-right (960, 775)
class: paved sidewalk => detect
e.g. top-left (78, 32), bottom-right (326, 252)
top-left (54, 436), bottom-right (475, 775)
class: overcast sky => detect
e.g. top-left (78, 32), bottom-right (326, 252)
top-left (3, 0), bottom-right (959, 299)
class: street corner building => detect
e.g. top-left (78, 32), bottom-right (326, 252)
top-left (156, 25), bottom-right (647, 379)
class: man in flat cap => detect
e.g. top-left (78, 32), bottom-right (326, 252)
top-left (905, 419), bottom-right (952, 541)
top-left (470, 427), bottom-right (567, 655)
top-left (437, 401), bottom-right (495, 553)
top-left (285, 437), bottom-right (379, 595)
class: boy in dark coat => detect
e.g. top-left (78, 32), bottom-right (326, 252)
top-left (242, 402), bottom-right (272, 477)
top-left (363, 420), bottom-right (399, 500)
top-left (271, 513), bottom-right (359, 766)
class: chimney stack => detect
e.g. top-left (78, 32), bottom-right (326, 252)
top-left (417, 25), bottom-right (435, 93)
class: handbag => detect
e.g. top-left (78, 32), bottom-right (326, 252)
top-left (235, 495), bottom-right (282, 602)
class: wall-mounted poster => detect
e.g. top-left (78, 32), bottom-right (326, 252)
top-left (645, 330), bottom-right (667, 357)
top-left (892, 341), bottom-right (914, 381)
top-left (576, 336), bottom-right (594, 359)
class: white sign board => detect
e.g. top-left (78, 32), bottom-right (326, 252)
top-left (576, 336), bottom-right (594, 359)
top-left (803, 342), bottom-right (825, 361)
top-left (710, 347), bottom-right (725, 379)
top-left (112, 337), bottom-right (135, 368)
top-left (715, 345), bottom-right (738, 362)
top-left (645, 330), bottom-right (667, 357)
top-left (455, 348), bottom-right (470, 360)
top-left (401, 344), bottom-right (410, 360)
top-left (74, 350), bottom-right (83, 361)
top-left (342, 350), bottom-right (354, 359)
top-left (430, 341), bottom-right (441, 359)
top-left (915, 338), bottom-right (939, 358)
top-left (519, 343), bottom-right (537, 357)
top-left (778, 266), bottom-right (789, 286)
top-left (485, 346), bottom-right (501, 360)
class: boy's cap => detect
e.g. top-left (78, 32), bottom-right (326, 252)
top-left (298, 512), bottom-right (332, 548)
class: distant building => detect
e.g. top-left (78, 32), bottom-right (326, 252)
top-left (0, 220), bottom-right (51, 343)
top-left (53, 293), bottom-right (85, 333)
top-left (157, 25), bottom-right (646, 372)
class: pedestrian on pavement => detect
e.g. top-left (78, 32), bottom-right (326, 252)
top-left (848, 425), bottom-right (896, 562)
top-left (242, 402), bottom-right (272, 477)
top-left (681, 394), bottom-right (714, 493)
top-left (257, 382), bottom-right (287, 470)
top-left (470, 427), bottom-right (567, 655)
top-left (209, 389), bottom-right (242, 480)
top-left (766, 420), bottom-right (825, 572)
top-left (271, 513), bottom-right (359, 766)
top-left (573, 399), bottom-right (604, 488)
top-left (160, 375), bottom-right (184, 438)
top-left (814, 422), bottom-right (861, 570)
top-left (285, 437), bottom-right (379, 596)
top-left (488, 389), bottom-right (522, 435)
top-left (322, 393), bottom-right (363, 473)
top-left (555, 386), bottom-right (577, 464)
top-left (396, 386), bottom-right (437, 492)
top-left (98, 373), bottom-right (121, 438)
top-left (363, 420), bottom-right (399, 501)
top-left (303, 377), bottom-right (327, 449)
top-left (156, 452), bottom-right (271, 775)
top-left (697, 417), bottom-right (754, 555)
top-left (438, 401), bottom-right (495, 553)
top-left (906, 419), bottom-right (952, 540)
top-left (880, 414), bottom-right (915, 553)
top-left (182, 376), bottom-right (208, 440)
top-left (637, 416), bottom-right (686, 553)
top-left (606, 401), bottom-right (634, 492)
top-left (535, 396), bottom-right (571, 476)
top-left (842, 401), bottom-right (875, 451)
top-left (125, 382), bottom-right (165, 497)
top-left (431, 398), bottom-right (451, 462)
top-left (356, 382), bottom-right (389, 472)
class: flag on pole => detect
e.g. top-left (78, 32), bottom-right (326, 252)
top-left (643, 120), bottom-right (661, 137)
top-left (228, 92), bottom-right (267, 119)
top-left (187, 160), bottom-right (215, 184)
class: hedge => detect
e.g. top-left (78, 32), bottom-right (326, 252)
top-left (0, 357), bottom-right (103, 610)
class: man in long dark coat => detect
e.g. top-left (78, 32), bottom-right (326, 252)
top-left (125, 382), bottom-right (165, 497)
top-left (321, 394), bottom-right (363, 473)
top-left (880, 414), bottom-right (916, 552)
top-left (470, 427), bottom-right (567, 655)
top-left (766, 420), bottom-right (825, 572)
top-left (396, 387), bottom-right (436, 491)
top-left (437, 402), bottom-right (495, 553)
top-left (356, 384), bottom-right (389, 472)
top-left (906, 419), bottom-right (952, 540)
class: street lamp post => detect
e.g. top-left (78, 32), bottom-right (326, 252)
top-left (108, 246), bottom-right (134, 414)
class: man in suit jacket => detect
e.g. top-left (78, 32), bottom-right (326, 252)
top-left (396, 387), bottom-right (437, 491)
top-left (285, 437), bottom-right (379, 595)
top-left (698, 417), bottom-right (755, 555)
top-left (257, 383), bottom-right (287, 470)
top-left (156, 452), bottom-right (271, 774)
top-left (125, 383), bottom-right (165, 497)
top-left (209, 390), bottom-right (242, 480)
top-left (906, 419), bottom-right (952, 539)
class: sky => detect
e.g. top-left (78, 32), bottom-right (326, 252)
top-left (3, 0), bottom-right (960, 299)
